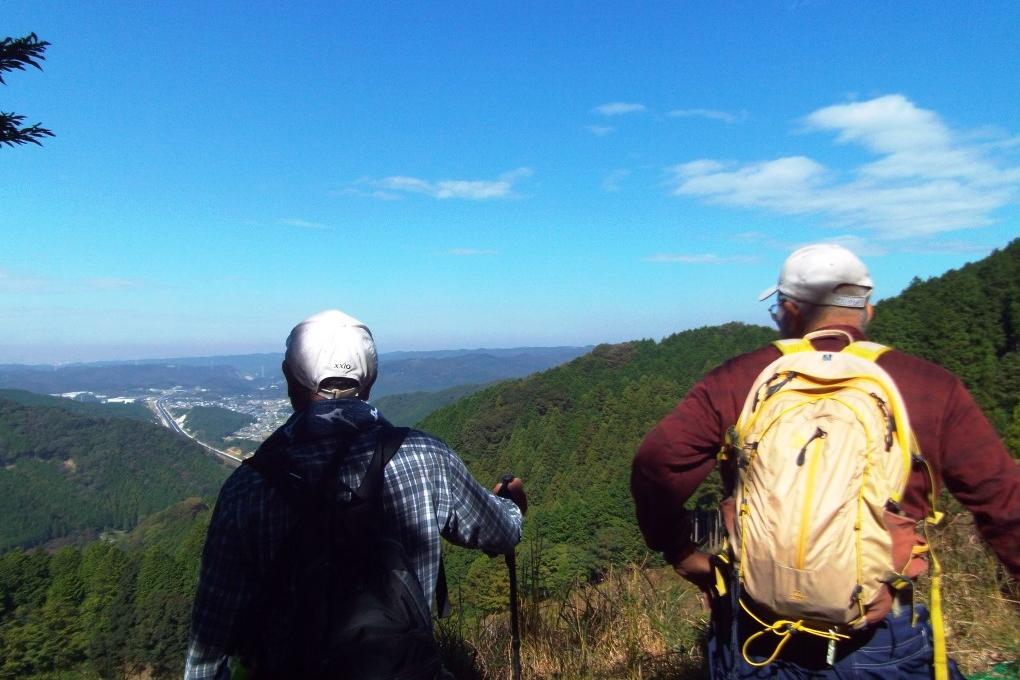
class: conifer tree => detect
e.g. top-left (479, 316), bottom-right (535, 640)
top-left (1, 33), bottom-right (54, 147)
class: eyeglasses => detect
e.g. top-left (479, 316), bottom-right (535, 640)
top-left (769, 295), bottom-right (796, 324)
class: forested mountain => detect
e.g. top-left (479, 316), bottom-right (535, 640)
top-left (0, 498), bottom-right (211, 679)
top-left (176, 405), bottom-right (254, 448)
top-left (420, 324), bottom-right (778, 604)
top-left (373, 383), bottom-right (489, 426)
top-left (0, 389), bottom-right (154, 423)
top-left (869, 238), bottom-right (1020, 451)
top-left (0, 398), bottom-right (230, 552)
top-left (372, 346), bottom-right (592, 397)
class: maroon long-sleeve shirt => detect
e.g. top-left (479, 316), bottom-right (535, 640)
top-left (631, 325), bottom-right (1020, 580)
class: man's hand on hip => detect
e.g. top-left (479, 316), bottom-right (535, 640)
top-left (672, 547), bottom-right (714, 592)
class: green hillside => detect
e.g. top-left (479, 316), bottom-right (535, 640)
top-left (870, 239), bottom-right (1020, 451)
top-left (0, 389), bottom-right (154, 424)
top-left (0, 498), bottom-right (212, 679)
top-left (419, 323), bottom-right (777, 602)
top-left (373, 382), bottom-right (490, 426)
top-left (0, 398), bottom-right (231, 552)
top-left (178, 405), bottom-right (254, 446)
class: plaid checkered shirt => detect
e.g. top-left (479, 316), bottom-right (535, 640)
top-left (184, 398), bottom-right (523, 680)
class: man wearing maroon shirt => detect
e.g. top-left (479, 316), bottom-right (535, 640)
top-left (631, 244), bottom-right (1019, 679)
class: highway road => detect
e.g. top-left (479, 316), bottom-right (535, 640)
top-left (148, 396), bottom-right (242, 468)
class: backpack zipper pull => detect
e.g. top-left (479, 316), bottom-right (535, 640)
top-left (796, 428), bottom-right (826, 466)
top-left (764, 371), bottom-right (798, 400)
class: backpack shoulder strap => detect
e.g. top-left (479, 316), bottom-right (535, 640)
top-left (357, 426), bottom-right (453, 619)
top-left (772, 338), bottom-right (814, 355)
top-left (353, 426), bottom-right (409, 502)
top-left (842, 340), bottom-right (890, 363)
top-left (243, 430), bottom-right (314, 508)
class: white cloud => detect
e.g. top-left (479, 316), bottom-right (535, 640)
top-left (279, 217), bottom-right (331, 229)
top-left (449, 248), bottom-right (498, 256)
top-left (670, 95), bottom-right (1020, 238)
top-left (671, 156), bottom-right (827, 206)
top-left (585, 125), bottom-right (614, 137)
top-left (601, 169), bottom-right (630, 192)
top-left (643, 253), bottom-right (757, 264)
top-left (592, 102), bottom-right (646, 116)
top-left (368, 168), bottom-right (532, 201)
top-left (668, 108), bottom-right (746, 124)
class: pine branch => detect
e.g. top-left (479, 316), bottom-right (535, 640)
top-left (0, 33), bottom-right (50, 84)
top-left (0, 112), bottom-right (54, 147)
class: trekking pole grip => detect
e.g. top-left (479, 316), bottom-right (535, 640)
top-left (496, 473), bottom-right (515, 499)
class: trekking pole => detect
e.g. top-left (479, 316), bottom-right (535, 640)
top-left (496, 474), bottom-right (523, 680)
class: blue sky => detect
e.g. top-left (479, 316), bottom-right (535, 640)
top-left (3, 2), bottom-right (1019, 363)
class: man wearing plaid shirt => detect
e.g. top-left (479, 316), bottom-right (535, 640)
top-left (185, 310), bottom-right (526, 680)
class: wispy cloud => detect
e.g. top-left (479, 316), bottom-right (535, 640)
top-left (668, 108), bottom-right (747, 124)
top-left (0, 268), bottom-right (53, 293)
top-left (333, 187), bottom-right (401, 200)
top-left (0, 269), bottom-right (150, 294)
top-left (82, 277), bottom-right (146, 291)
top-left (669, 94), bottom-right (1020, 238)
top-left (585, 125), bottom-right (614, 137)
top-left (362, 168), bottom-right (532, 201)
top-left (449, 248), bottom-right (498, 256)
top-left (601, 169), bottom-right (630, 192)
top-left (279, 217), bottom-right (331, 230)
top-left (592, 102), bottom-right (646, 116)
top-left (643, 253), bottom-right (757, 264)
top-left (899, 239), bottom-right (995, 255)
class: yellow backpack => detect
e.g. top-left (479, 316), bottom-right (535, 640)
top-left (724, 330), bottom-right (947, 678)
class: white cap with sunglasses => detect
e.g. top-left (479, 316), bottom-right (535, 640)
top-left (759, 243), bottom-right (873, 308)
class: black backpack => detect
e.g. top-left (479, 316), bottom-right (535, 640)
top-left (242, 426), bottom-right (443, 680)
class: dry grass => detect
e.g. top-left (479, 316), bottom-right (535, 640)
top-left (440, 505), bottom-right (1019, 679)
top-left (438, 563), bottom-right (709, 680)
top-left (922, 499), bottom-right (1020, 677)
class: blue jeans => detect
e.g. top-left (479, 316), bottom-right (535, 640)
top-left (707, 594), bottom-right (965, 679)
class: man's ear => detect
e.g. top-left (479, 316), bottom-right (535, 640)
top-left (783, 298), bottom-right (802, 324)
top-left (865, 303), bottom-right (875, 324)
top-left (777, 298), bottom-right (804, 338)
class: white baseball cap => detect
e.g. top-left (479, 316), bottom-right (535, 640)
top-left (759, 243), bottom-right (873, 308)
top-left (284, 309), bottom-right (378, 398)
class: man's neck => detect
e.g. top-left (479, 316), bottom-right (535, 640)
top-left (803, 323), bottom-right (866, 340)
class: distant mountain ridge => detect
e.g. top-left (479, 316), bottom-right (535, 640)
top-left (0, 346), bottom-right (592, 400)
top-left (373, 347), bottom-right (592, 397)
